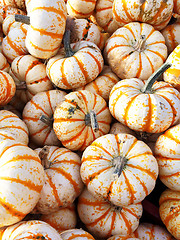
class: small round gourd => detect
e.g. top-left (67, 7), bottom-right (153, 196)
top-left (60, 228), bottom-right (95, 239)
top-left (0, 53), bottom-right (10, 72)
top-left (2, 15), bottom-right (24, 36)
top-left (0, 70), bottom-right (16, 106)
top-left (80, 133), bottom-right (158, 207)
top-left (77, 188), bottom-right (143, 238)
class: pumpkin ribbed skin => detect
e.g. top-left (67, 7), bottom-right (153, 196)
top-left (33, 146), bottom-right (83, 214)
top-left (75, 65), bottom-right (119, 101)
top-left (2, 15), bottom-right (24, 36)
top-left (154, 123), bottom-right (180, 191)
top-left (159, 189), bottom-right (180, 239)
top-left (0, 53), bottom-right (10, 72)
top-left (0, 5), bottom-right (25, 24)
top-left (134, 223), bottom-right (175, 239)
top-left (112, 0), bottom-right (173, 30)
top-left (77, 188), bottom-right (143, 238)
top-left (109, 78), bottom-right (180, 133)
top-left (0, 110), bottom-right (29, 145)
top-left (23, 89), bottom-right (66, 147)
top-left (46, 41), bottom-right (104, 90)
top-left (10, 54), bottom-right (53, 103)
top-left (95, 0), bottom-right (119, 34)
top-left (0, 0), bottom-right (26, 10)
top-left (40, 203), bottom-right (77, 233)
top-left (0, 71), bottom-right (16, 106)
top-left (2, 23), bottom-right (28, 63)
top-left (80, 133), bottom-right (158, 207)
top-left (0, 140), bottom-right (45, 227)
top-left (163, 44), bottom-right (180, 91)
top-left (161, 22), bottom-right (180, 54)
top-left (25, 0), bottom-right (67, 59)
top-left (0, 220), bottom-right (63, 239)
top-left (60, 228), bottom-right (95, 240)
top-left (104, 22), bottom-right (167, 80)
top-left (66, 0), bottom-right (97, 19)
top-left (53, 90), bottom-right (111, 151)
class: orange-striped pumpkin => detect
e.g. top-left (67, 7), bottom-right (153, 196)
top-left (66, 0), bottom-right (97, 19)
top-left (77, 188), bottom-right (143, 238)
top-left (33, 145), bottom-right (83, 214)
top-left (0, 110), bottom-right (29, 145)
top-left (109, 63), bottom-right (180, 133)
top-left (159, 189), bottom-right (180, 239)
top-left (112, 0), bottom-right (173, 30)
top-left (0, 52), bottom-right (10, 72)
top-left (53, 90), bottom-right (112, 151)
top-left (161, 22), bottom-right (180, 54)
top-left (104, 22), bottom-right (168, 80)
top-left (2, 23), bottom-right (28, 63)
top-left (0, 0), bottom-right (26, 10)
top-left (81, 133), bottom-right (158, 207)
top-left (163, 44), bottom-right (180, 91)
top-left (2, 15), bottom-right (24, 36)
top-left (0, 140), bottom-right (45, 227)
top-left (0, 220), bottom-right (63, 239)
top-left (40, 203), bottom-right (77, 233)
top-left (60, 228), bottom-right (95, 239)
top-left (154, 123), bottom-right (180, 191)
top-left (10, 54), bottom-right (53, 103)
top-left (0, 70), bottom-right (16, 106)
top-left (75, 65), bottom-right (119, 101)
top-left (25, 0), bottom-right (67, 59)
top-left (95, 0), bottom-right (119, 34)
top-left (0, 5), bottom-right (25, 24)
top-left (22, 89), bottom-right (66, 147)
top-left (46, 41), bottom-right (104, 90)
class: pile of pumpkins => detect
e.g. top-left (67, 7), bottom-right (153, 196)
top-left (0, 0), bottom-right (180, 239)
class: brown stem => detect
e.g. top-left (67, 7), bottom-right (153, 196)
top-left (15, 14), bottom-right (30, 25)
top-left (134, 35), bottom-right (146, 52)
top-left (85, 110), bottom-right (99, 132)
top-left (40, 115), bottom-right (53, 127)
top-left (16, 81), bottom-right (27, 90)
top-left (39, 146), bottom-right (51, 169)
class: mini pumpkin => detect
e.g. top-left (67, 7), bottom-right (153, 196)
top-left (60, 228), bottom-right (95, 240)
top-left (0, 5), bottom-right (25, 24)
top-left (2, 15), bottom-right (24, 36)
top-left (104, 22), bottom-right (168, 80)
top-left (0, 53), bottom-right (10, 72)
top-left (53, 90), bottom-right (112, 151)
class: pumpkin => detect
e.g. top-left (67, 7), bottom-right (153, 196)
top-left (107, 236), bottom-right (138, 240)
top-left (0, 139), bottom-right (45, 227)
top-left (0, 53), bottom-right (10, 72)
top-left (112, 0), bottom-right (173, 31)
top-left (110, 122), bottom-right (136, 136)
top-left (0, 5), bottom-right (25, 24)
top-left (0, 104), bottom-right (21, 118)
top-left (0, 110), bottom-right (29, 145)
top-left (95, 0), bottom-right (119, 34)
top-left (154, 123), bottom-right (180, 191)
top-left (75, 65), bottom-right (119, 101)
top-left (40, 203), bottom-right (77, 233)
top-left (77, 187), bottom-right (143, 238)
top-left (0, 70), bottom-right (16, 106)
top-left (9, 54), bottom-right (53, 103)
top-left (0, 0), bottom-right (26, 10)
top-left (0, 220), bottom-right (63, 239)
top-left (80, 133), bottom-right (158, 207)
top-left (22, 89), bottom-right (66, 147)
top-left (109, 63), bottom-right (180, 133)
top-left (17, 0), bottom-right (67, 59)
top-left (53, 90), bottom-right (112, 151)
top-left (104, 22), bottom-right (168, 80)
top-left (159, 188), bottom-right (180, 239)
top-left (2, 23), bottom-right (28, 63)
top-left (60, 228), bottom-right (95, 240)
top-left (161, 22), bottom-right (180, 54)
top-left (33, 145), bottom-right (83, 214)
top-left (2, 15), bottom-right (24, 36)
top-left (163, 44), bottom-right (180, 91)
top-left (46, 39), bottom-right (104, 90)
top-left (66, 0), bottom-right (97, 19)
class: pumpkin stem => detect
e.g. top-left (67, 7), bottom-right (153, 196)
top-left (134, 35), bottom-right (146, 52)
top-left (112, 154), bottom-right (127, 179)
top-left (16, 81), bottom-right (27, 90)
top-left (63, 16), bottom-right (75, 58)
top-left (39, 146), bottom-right (51, 169)
top-left (40, 115), bottom-right (53, 128)
top-left (15, 14), bottom-right (30, 25)
top-left (142, 62), bottom-right (172, 93)
top-left (85, 110), bottom-right (99, 132)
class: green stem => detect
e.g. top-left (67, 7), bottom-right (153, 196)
top-left (142, 62), bottom-right (172, 93)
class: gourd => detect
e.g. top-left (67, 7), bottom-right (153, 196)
top-left (53, 90), bottom-right (112, 151)
top-left (0, 53), bottom-right (10, 72)
top-left (80, 133), bottom-right (158, 207)
top-left (2, 15), bottom-right (24, 36)
top-left (109, 63), bottom-right (180, 133)
top-left (104, 22), bottom-right (168, 80)
top-left (112, 0), bottom-right (173, 30)
top-left (0, 140), bottom-right (45, 227)
top-left (60, 228), bottom-right (95, 239)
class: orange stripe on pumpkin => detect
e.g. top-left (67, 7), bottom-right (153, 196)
top-left (73, 55), bottom-right (90, 85)
top-left (122, 171), bottom-right (136, 204)
top-left (31, 6), bottom-right (66, 19)
top-left (127, 164), bottom-right (157, 180)
top-left (30, 25), bottom-right (63, 38)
